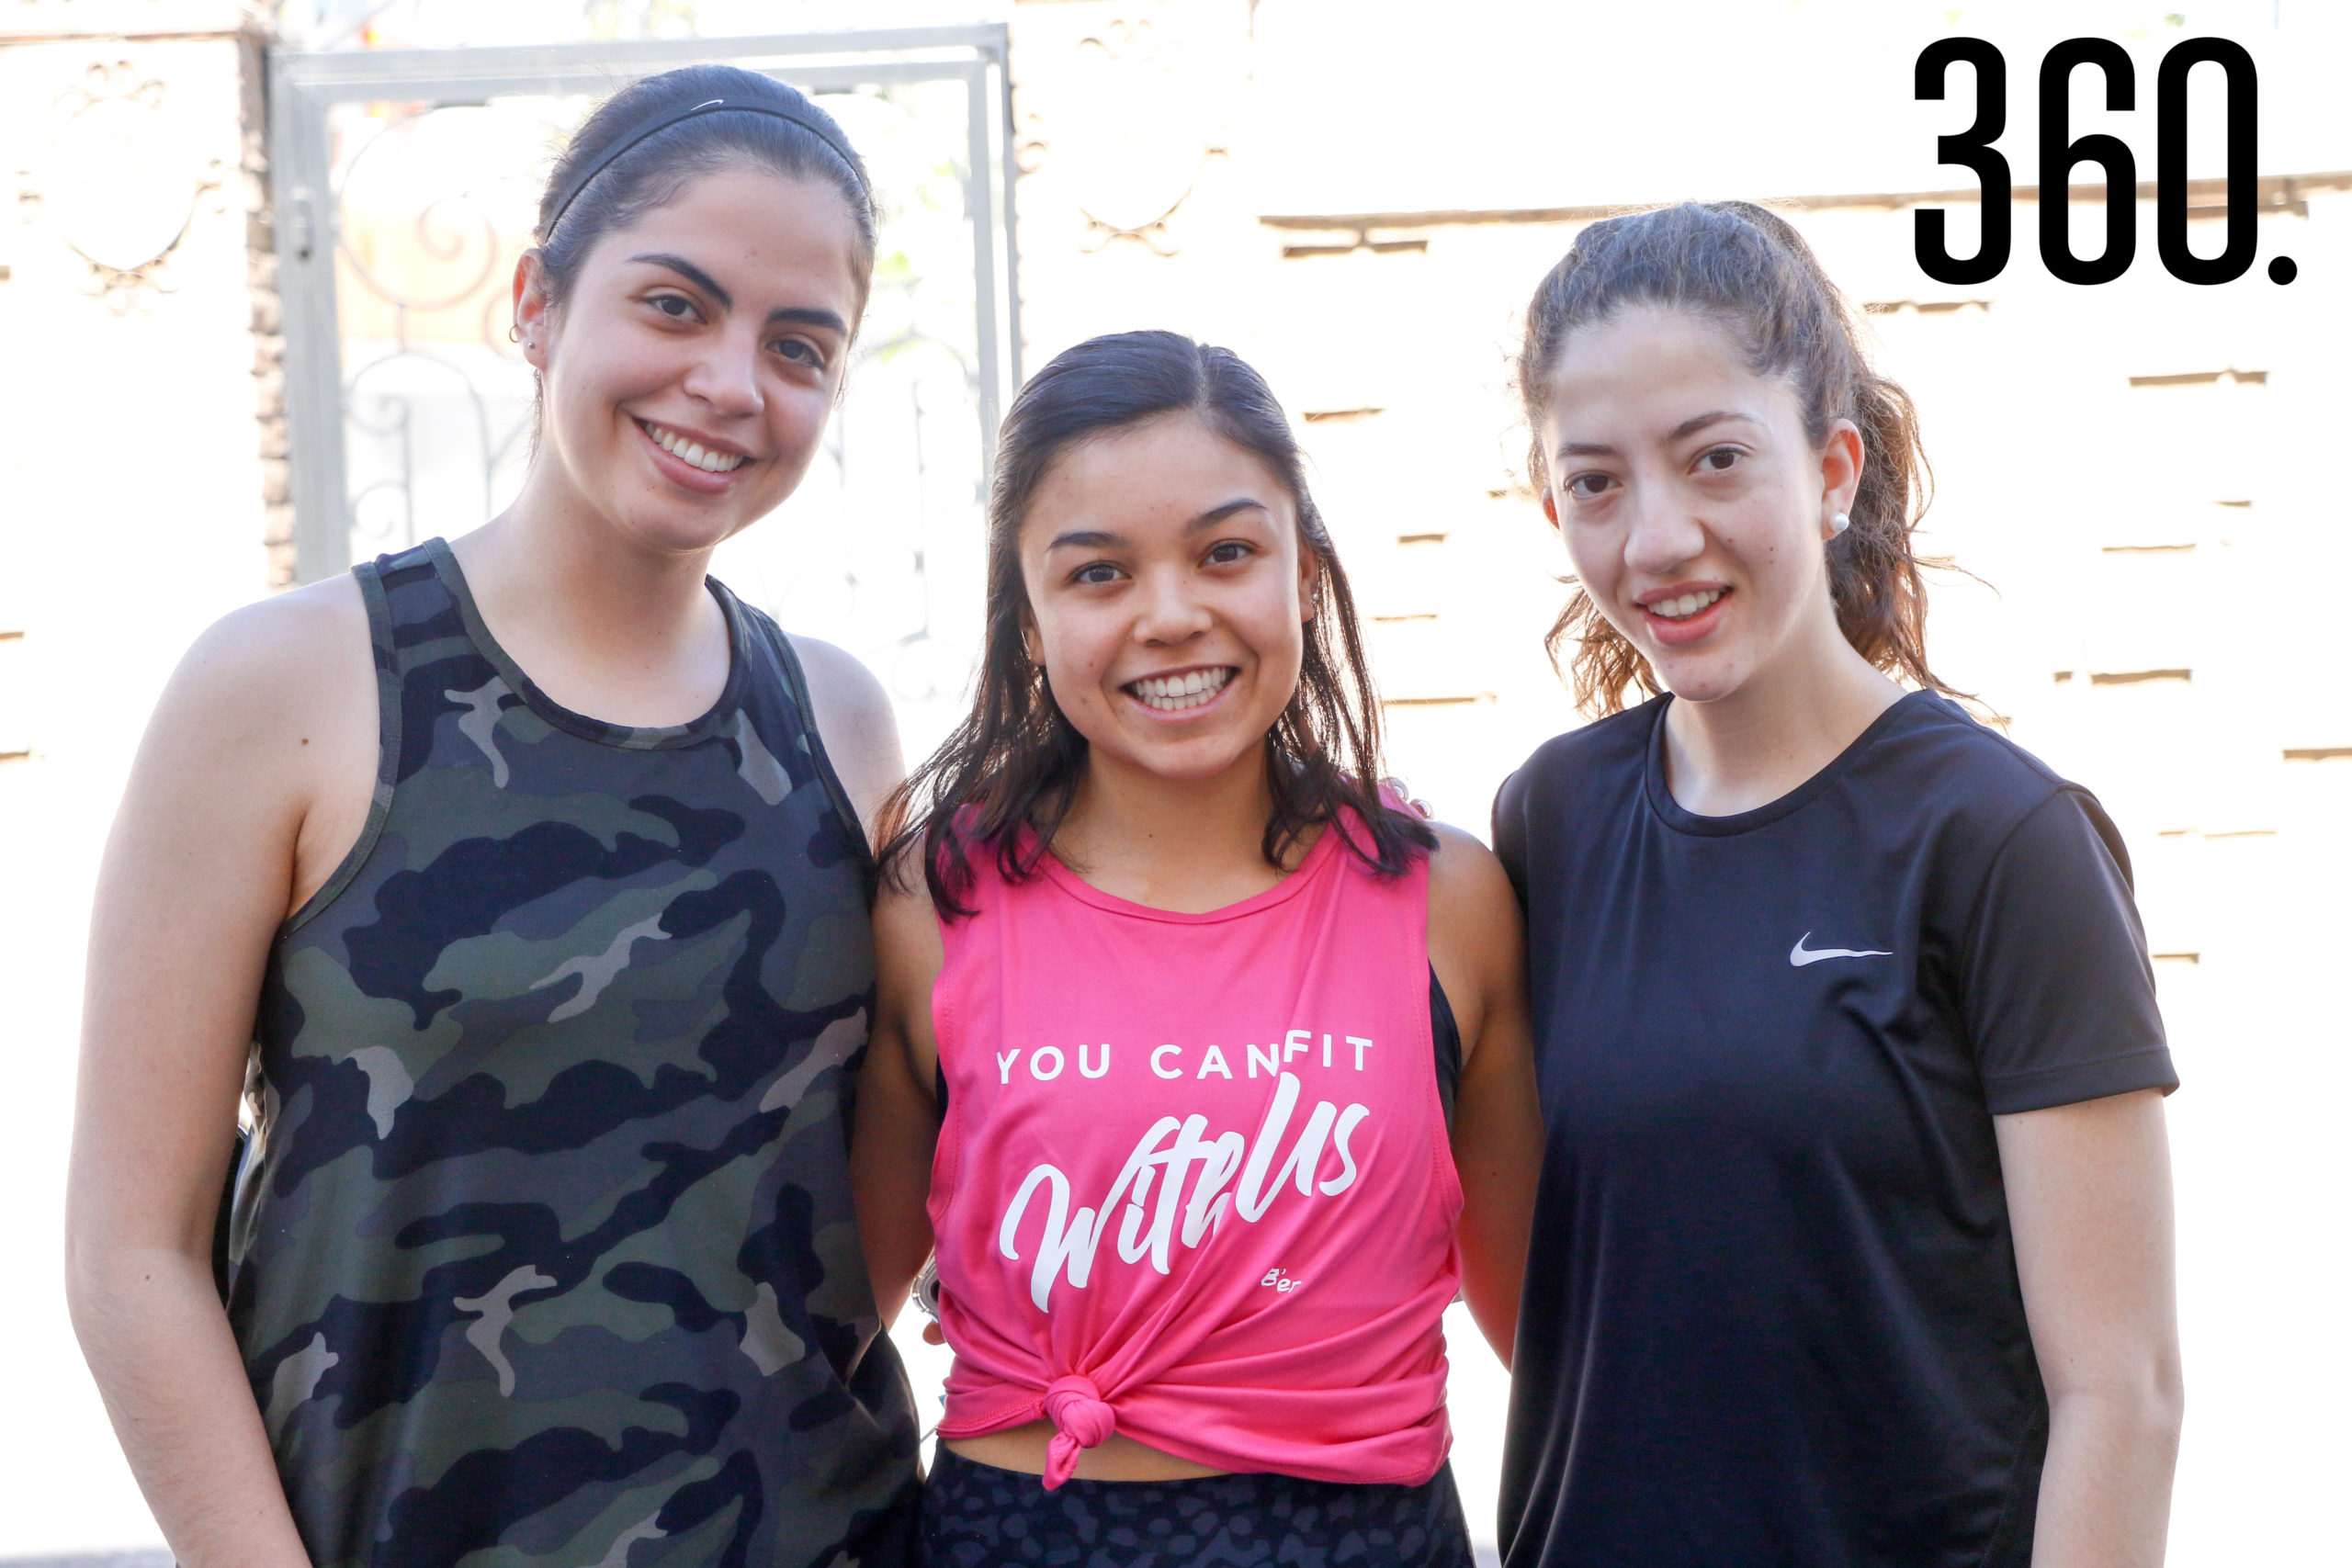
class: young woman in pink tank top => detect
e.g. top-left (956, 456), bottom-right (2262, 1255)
top-left (854, 331), bottom-right (1542, 1568)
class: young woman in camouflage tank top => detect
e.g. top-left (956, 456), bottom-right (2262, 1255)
top-left (67, 67), bottom-right (922, 1568)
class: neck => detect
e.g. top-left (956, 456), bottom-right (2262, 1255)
top-left (447, 464), bottom-right (731, 727)
top-left (1660, 617), bottom-right (1904, 818)
top-left (1051, 743), bottom-right (1295, 914)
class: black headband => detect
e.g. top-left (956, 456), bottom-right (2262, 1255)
top-left (543, 94), bottom-right (867, 240)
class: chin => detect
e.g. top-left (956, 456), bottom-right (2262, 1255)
top-left (1648, 652), bottom-right (1755, 707)
top-left (1102, 728), bottom-right (1263, 784)
top-left (617, 502), bottom-right (751, 558)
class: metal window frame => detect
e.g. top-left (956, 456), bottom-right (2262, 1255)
top-left (268, 24), bottom-right (1019, 583)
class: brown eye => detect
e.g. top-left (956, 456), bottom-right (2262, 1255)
top-left (1696, 446), bottom-right (1742, 473)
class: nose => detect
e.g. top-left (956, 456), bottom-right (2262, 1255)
top-left (680, 326), bottom-right (764, 421)
top-left (1620, 483), bottom-right (1708, 580)
top-left (1132, 563), bottom-right (1213, 647)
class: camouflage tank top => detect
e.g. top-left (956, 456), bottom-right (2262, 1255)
top-left (227, 536), bottom-right (920, 1568)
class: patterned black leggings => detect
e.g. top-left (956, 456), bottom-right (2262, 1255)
top-left (921, 1446), bottom-right (1476, 1568)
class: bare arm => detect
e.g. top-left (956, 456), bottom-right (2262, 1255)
top-left (66, 581), bottom-right (374, 1568)
top-left (1426, 822), bottom-right (1543, 1369)
top-left (789, 634), bottom-right (905, 846)
top-left (1997, 1089), bottom-right (2182, 1568)
top-left (851, 877), bottom-right (946, 1327)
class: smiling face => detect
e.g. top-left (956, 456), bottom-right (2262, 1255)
top-left (1539, 306), bottom-right (1862, 707)
top-left (1017, 414), bottom-right (1317, 789)
top-left (514, 162), bottom-right (863, 557)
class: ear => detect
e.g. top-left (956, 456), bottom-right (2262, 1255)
top-left (1017, 605), bottom-right (1043, 667)
top-left (513, 250), bottom-right (554, 371)
top-left (1819, 418), bottom-right (1864, 539)
top-left (1296, 541), bottom-right (1321, 625)
top-left (1540, 487), bottom-right (1561, 532)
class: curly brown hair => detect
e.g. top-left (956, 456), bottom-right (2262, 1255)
top-left (1517, 200), bottom-right (1962, 716)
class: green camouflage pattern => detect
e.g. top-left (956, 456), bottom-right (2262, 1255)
top-left (228, 536), bottom-right (918, 1568)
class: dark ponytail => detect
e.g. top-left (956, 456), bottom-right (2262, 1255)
top-left (1517, 200), bottom-right (1959, 716)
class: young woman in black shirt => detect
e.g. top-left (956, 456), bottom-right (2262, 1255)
top-left (1492, 201), bottom-right (2180, 1568)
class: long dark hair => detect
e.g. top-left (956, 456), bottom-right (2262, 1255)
top-left (880, 330), bottom-right (1434, 917)
top-left (1518, 200), bottom-right (1962, 716)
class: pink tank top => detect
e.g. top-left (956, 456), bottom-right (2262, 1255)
top-left (928, 811), bottom-right (1462, 1488)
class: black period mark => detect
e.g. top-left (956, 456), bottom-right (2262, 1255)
top-left (1915, 35), bottom-right (2289, 287)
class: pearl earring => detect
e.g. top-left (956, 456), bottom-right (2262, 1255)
top-left (1829, 512), bottom-right (1850, 536)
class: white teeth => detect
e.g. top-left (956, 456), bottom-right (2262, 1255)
top-left (1651, 589), bottom-right (1724, 620)
top-left (1127, 668), bottom-right (1232, 711)
top-left (643, 421), bottom-right (745, 473)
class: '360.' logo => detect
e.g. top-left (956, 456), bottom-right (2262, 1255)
top-left (1915, 36), bottom-right (2294, 288)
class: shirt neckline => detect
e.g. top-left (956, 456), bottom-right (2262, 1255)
top-left (424, 534), bottom-right (749, 751)
top-left (1034, 814), bottom-right (1348, 925)
top-left (1641, 688), bottom-right (1938, 838)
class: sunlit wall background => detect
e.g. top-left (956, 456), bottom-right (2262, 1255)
top-left (1, 0), bottom-right (2344, 1561)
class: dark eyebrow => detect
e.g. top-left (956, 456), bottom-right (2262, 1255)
top-left (1188, 498), bottom-right (1268, 532)
top-left (1045, 499), bottom-right (1269, 554)
top-left (1666, 410), bottom-right (1758, 443)
top-left (764, 305), bottom-right (850, 335)
top-left (628, 254), bottom-right (848, 336)
top-left (629, 253), bottom-right (731, 311)
top-left (1555, 411), bottom-right (1760, 462)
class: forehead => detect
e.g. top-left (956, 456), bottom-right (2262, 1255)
top-left (1543, 307), bottom-right (1788, 430)
top-left (1023, 415), bottom-right (1294, 536)
top-left (588, 164), bottom-right (864, 304)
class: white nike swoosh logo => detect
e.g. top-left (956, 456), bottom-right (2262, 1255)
top-left (1790, 932), bottom-right (1893, 966)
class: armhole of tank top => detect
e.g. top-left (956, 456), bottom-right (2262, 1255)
top-left (1428, 965), bottom-right (1461, 1133)
top-left (1415, 852), bottom-right (1465, 1214)
top-left (279, 561), bottom-right (401, 938)
top-left (762, 617), bottom-right (878, 889)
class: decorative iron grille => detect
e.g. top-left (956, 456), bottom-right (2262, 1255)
top-left (269, 27), bottom-right (1016, 717)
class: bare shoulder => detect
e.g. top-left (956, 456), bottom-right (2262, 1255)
top-left (872, 868), bottom-right (945, 976)
top-left (107, 573), bottom-right (378, 924)
top-left (1423, 821), bottom-right (1528, 1071)
top-left (1424, 820), bottom-right (1523, 999)
top-left (870, 869), bottom-right (946, 1074)
top-left (786, 634), bottom-right (903, 834)
top-left (786, 634), bottom-right (893, 735)
top-left (153, 575), bottom-right (370, 752)
top-left (1425, 820), bottom-right (1517, 918)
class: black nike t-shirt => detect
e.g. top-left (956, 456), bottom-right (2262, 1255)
top-left (1491, 691), bottom-right (2176, 1568)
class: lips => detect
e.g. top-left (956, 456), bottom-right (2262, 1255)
top-left (1122, 666), bottom-right (1235, 714)
top-left (1641, 586), bottom-right (1732, 648)
top-left (635, 417), bottom-right (751, 492)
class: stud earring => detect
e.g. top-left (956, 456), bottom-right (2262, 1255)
top-left (1829, 512), bottom-right (1850, 536)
